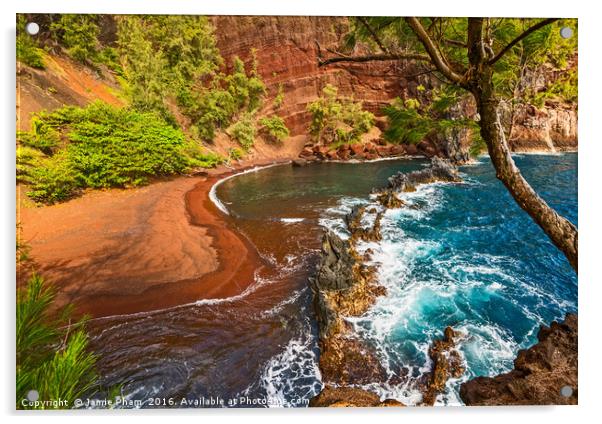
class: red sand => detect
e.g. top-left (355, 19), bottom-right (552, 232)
top-left (18, 163), bottom-right (282, 318)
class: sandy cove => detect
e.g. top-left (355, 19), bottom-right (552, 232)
top-left (18, 161), bottom-right (287, 318)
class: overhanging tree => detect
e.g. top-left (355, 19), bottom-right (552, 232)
top-left (318, 17), bottom-right (578, 271)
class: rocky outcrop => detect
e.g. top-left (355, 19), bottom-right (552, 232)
top-left (377, 157), bottom-right (461, 196)
top-left (299, 138), bottom-right (409, 162)
top-left (422, 327), bottom-right (466, 405)
top-left (309, 199), bottom-right (393, 405)
top-left (310, 386), bottom-right (404, 407)
top-left (309, 158), bottom-right (466, 407)
top-left (500, 102), bottom-right (578, 152)
top-left (460, 314), bottom-right (578, 406)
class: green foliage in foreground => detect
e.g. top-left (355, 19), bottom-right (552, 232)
top-left (17, 274), bottom-right (98, 409)
top-left (16, 16), bottom-right (45, 69)
top-left (307, 84), bottom-right (374, 145)
top-left (259, 116), bottom-right (290, 143)
top-left (18, 102), bottom-right (223, 204)
top-left (383, 86), bottom-right (485, 156)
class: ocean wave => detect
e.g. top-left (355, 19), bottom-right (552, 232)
top-left (255, 335), bottom-right (322, 408)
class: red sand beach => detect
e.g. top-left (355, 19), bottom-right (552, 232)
top-left (17, 163), bottom-right (284, 318)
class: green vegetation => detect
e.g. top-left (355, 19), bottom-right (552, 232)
top-left (18, 102), bottom-right (222, 204)
top-left (17, 274), bottom-right (99, 409)
top-left (16, 16), bottom-right (45, 68)
top-left (179, 55), bottom-right (267, 142)
top-left (273, 83), bottom-right (285, 109)
top-left (383, 86), bottom-right (484, 156)
top-left (117, 15), bottom-right (222, 121)
top-left (228, 147), bottom-right (244, 161)
top-left (228, 113), bottom-right (257, 151)
top-left (50, 15), bottom-right (101, 63)
top-left (117, 16), bottom-right (266, 140)
top-left (259, 116), bottom-right (290, 143)
top-left (307, 84), bottom-right (374, 145)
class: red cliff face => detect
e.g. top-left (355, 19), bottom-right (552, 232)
top-left (211, 16), bottom-right (427, 137)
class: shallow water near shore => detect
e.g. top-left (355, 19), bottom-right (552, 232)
top-left (88, 153), bottom-right (577, 407)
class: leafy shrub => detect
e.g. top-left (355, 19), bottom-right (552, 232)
top-left (273, 83), bottom-right (285, 109)
top-left (229, 113), bottom-right (256, 151)
top-left (228, 147), bottom-right (244, 161)
top-left (19, 102), bottom-right (221, 204)
top-left (226, 54), bottom-right (266, 113)
top-left (16, 16), bottom-right (45, 69)
top-left (50, 15), bottom-right (101, 63)
top-left (259, 116), bottom-right (289, 143)
top-left (307, 84), bottom-right (374, 145)
top-left (17, 274), bottom-right (99, 409)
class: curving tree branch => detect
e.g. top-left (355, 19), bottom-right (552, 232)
top-left (404, 17), bottom-right (465, 86)
top-left (489, 18), bottom-right (559, 65)
top-left (318, 52), bottom-right (430, 67)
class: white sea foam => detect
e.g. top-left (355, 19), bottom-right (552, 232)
top-left (280, 218), bottom-right (305, 224)
top-left (257, 336), bottom-right (322, 408)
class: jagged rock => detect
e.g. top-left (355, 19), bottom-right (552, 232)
top-left (422, 326), bottom-right (466, 405)
top-left (310, 386), bottom-right (405, 407)
top-left (350, 143), bottom-right (364, 156)
top-left (376, 191), bottom-right (404, 209)
top-left (319, 334), bottom-right (388, 385)
top-left (460, 314), bottom-right (578, 406)
top-left (387, 157), bottom-right (461, 192)
top-left (311, 230), bottom-right (357, 293)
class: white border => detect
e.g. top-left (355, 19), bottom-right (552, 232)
top-left (2, 1), bottom-right (600, 423)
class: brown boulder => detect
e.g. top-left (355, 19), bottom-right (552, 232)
top-left (405, 143), bottom-right (419, 155)
top-left (338, 149), bottom-right (351, 161)
top-left (350, 143), bottom-right (364, 156)
top-left (326, 150), bottom-right (339, 160)
top-left (376, 145), bottom-right (391, 157)
top-left (390, 145), bottom-right (406, 156)
top-left (365, 153), bottom-right (377, 161)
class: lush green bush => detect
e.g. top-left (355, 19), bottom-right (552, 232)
top-left (17, 274), bottom-right (99, 409)
top-left (226, 54), bottom-right (266, 113)
top-left (273, 83), bottom-right (285, 109)
top-left (307, 84), bottom-right (374, 145)
top-left (18, 102), bottom-right (222, 204)
top-left (228, 113), bottom-right (257, 151)
top-left (16, 16), bottom-right (45, 69)
top-left (259, 116), bottom-right (289, 143)
top-left (50, 15), bottom-right (101, 63)
top-left (228, 147), bottom-right (244, 161)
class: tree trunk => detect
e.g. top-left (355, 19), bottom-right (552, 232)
top-left (473, 66), bottom-right (578, 271)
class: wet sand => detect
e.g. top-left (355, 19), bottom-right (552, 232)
top-left (18, 162), bottom-right (284, 317)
